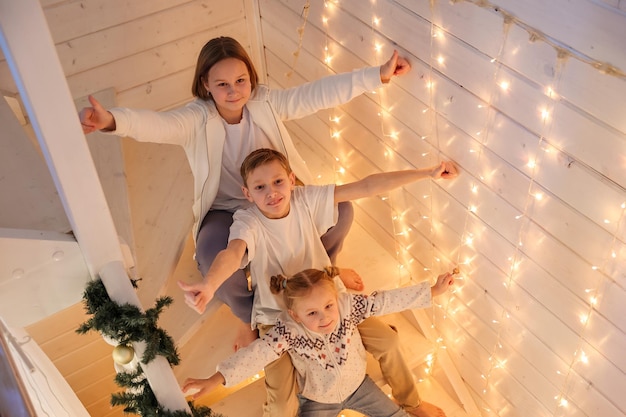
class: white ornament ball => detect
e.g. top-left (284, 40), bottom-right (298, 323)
top-left (112, 344), bottom-right (135, 365)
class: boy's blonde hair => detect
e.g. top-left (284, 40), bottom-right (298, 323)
top-left (269, 266), bottom-right (340, 310)
top-left (240, 148), bottom-right (293, 187)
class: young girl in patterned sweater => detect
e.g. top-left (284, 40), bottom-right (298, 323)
top-left (183, 267), bottom-right (454, 417)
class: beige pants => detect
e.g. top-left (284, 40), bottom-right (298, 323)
top-left (259, 316), bottom-right (421, 417)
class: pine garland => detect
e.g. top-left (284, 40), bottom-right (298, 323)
top-left (77, 278), bottom-right (222, 417)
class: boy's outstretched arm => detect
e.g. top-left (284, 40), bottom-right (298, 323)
top-left (178, 239), bottom-right (247, 314)
top-left (334, 161), bottom-right (458, 203)
top-left (182, 372), bottom-right (225, 400)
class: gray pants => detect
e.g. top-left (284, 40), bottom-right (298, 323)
top-left (195, 201), bottom-right (354, 323)
top-left (298, 375), bottom-right (409, 417)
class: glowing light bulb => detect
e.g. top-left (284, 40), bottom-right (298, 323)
top-left (527, 159), bottom-right (536, 169)
top-left (540, 108), bottom-right (550, 121)
top-left (331, 130), bottom-right (340, 138)
top-left (499, 80), bottom-right (510, 91)
top-left (437, 55), bottom-right (445, 65)
top-left (534, 192), bottom-right (543, 201)
top-left (374, 42), bottom-right (383, 52)
top-left (580, 351), bottom-right (589, 364)
top-left (373, 16), bottom-right (380, 26)
top-left (337, 166), bottom-right (345, 174)
top-left (469, 205), bottom-right (477, 213)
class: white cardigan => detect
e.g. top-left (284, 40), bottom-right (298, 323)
top-left (107, 66), bottom-right (383, 238)
top-left (217, 281), bottom-right (433, 404)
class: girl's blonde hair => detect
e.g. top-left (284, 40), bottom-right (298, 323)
top-left (191, 36), bottom-right (259, 101)
top-left (270, 266), bottom-right (340, 310)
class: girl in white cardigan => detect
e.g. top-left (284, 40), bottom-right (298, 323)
top-left (183, 267), bottom-right (455, 417)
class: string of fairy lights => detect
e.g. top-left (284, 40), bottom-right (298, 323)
top-left (281, 0), bottom-right (625, 416)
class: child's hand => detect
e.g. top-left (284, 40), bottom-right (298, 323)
top-left (178, 280), bottom-right (215, 314)
top-left (430, 161), bottom-right (459, 180)
top-left (78, 95), bottom-right (115, 134)
top-left (431, 272), bottom-right (455, 297)
top-left (380, 50), bottom-right (411, 83)
top-left (182, 373), bottom-right (225, 400)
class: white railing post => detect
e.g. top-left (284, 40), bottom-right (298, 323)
top-left (0, 0), bottom-right (189, 412)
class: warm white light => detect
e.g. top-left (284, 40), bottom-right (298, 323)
top-left (579, 350), bottom-right (589, 364)
top-left (437, 55), bottom-right (445, 65)
top-left (540, 107), bottom-right (550, 121)
top-left (374, 42), bottom-right (383, 53)
top-left (331, 130), bottom-right (340, 138)
top-left (579, 314), bottom-right (589, 324)
top-left (330, 116), bottom-right (341, 123)
top-left (559, 398), bottom-right (568, 407)
top-left (472, 184), bottom-right (478, 193)
top-left (469, 205), bottom-right (477, 213)
top-left (499, 80), bottom-right (510, 91)
top-left (322, 16), bottom-right (328, 24)
top-left (527, 159), bottom-right (536, 169)
top-left (373, 16), bottom-right (380, 26)
top-left (534, 192), bottom-right (543, 201)
top-left (325, 55), bottom-right (333, 64)
top-left (426, 80), bottom-right (434, 89)
top-left (465, 236), bottom-right (474, 245)
top-left (337, 166), bottom-right (345, 174)
top-left (589, 296), bottom-right (597, 306)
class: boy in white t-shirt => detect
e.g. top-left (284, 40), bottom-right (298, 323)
top-left (180, 148), bottom-right (458, 417)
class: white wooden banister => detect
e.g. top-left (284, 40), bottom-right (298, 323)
top-left (0, 0), bottom-right (189, 413)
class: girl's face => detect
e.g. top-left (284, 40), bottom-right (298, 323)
top-left (204, 58), bottom-right (252, 124)
top-left (289, 283), bottom-right (339, 335)
top-left (242, 160), bottom-right (296, 219)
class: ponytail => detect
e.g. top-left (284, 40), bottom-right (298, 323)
top-left (270, 274), bottom-right (288, 294)
top-left (270, 267), bottom-right (339, 310)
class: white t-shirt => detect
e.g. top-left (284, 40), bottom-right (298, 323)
top-left (212, 107), bottom-right (274, 212)
top-left (229, 184), bottom-right (345, 328)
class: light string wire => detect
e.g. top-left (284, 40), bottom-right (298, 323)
top-left (478, 35), bottom-right (568, 414)
top-left (452, 0), bottom-right (626, 79)
top-left (285, 0), bottom-right (311, 83)
top-left (366, 5), bottom-right (413, 289)
top-left (8, 333), bottom-right (70, 416)
top-left (552, 198), bottom-right (626, 415)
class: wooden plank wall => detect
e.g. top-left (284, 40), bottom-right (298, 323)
top-left (257, 1), bottom-right (626, 417)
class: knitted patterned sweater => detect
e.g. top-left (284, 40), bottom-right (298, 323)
top-left (217, 281), bottom-right (432, 404)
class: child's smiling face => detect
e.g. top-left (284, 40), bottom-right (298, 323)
top-left (204, 57), bottom-right (252, 123)
top-left (242, 160), bottom-right (296, 219)
top-left (288, 283), bottom-right (339, 335)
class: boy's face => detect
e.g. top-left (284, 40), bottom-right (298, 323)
top-left (288, 283), bottom-right (339, 335)
top-left (242, 160), bottom-right (296, 219)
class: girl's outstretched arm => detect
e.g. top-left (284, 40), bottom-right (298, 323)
top-left (182, 372), bottom-right (225, 400)
top-left (380, 49), bottom-right (411, 83)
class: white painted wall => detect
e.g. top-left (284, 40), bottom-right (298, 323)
top-left (257, 1), bottom-right (625, 416)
